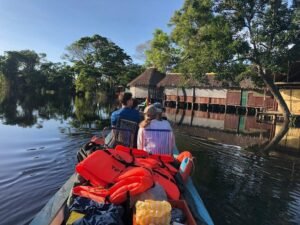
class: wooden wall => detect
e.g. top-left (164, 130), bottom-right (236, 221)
top-left (130, 86), bottom-right (164, 100)
top-left (164, 87), bottom-right (277, 111)
top-left (278, 89), bottom-right (300, 115)
top-left (130, 86), bottom-right (148, 98)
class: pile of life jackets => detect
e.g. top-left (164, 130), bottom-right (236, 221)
top-left (73, 144), bottom-right (193, 205)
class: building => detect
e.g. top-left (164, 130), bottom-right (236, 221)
top-left (157, 73), bottom-right (277, 113)
top-left (128, 67), bottom-right (165, 102)
top-left (275, 61), bottom-right (300, 115)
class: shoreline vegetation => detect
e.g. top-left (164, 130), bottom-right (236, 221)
top-left (0, 0), bottom-right (299, 153)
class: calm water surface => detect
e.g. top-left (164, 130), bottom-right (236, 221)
top-left (0, 92), bottom-right (299, 225)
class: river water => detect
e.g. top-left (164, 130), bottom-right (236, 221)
top-left (0, 92), bottom-right (299, 225)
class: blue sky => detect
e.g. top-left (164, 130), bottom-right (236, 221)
top-left (0, 0), bottom-right (182, 63)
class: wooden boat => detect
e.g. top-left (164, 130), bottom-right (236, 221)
top-left (29, 136), bottom-right (214, 225)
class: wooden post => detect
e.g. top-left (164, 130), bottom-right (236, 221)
top-left (190, 109), bottom-right (194, 126)
top-left (176, 87), bottom-right (179, 109)
top-left (192, 87), bottom-right (195, 110)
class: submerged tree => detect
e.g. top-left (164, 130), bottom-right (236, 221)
top-left (64, 34), bottom-right (132, 92)
top-left (117, 63), bottom-right (144, 87)
top-left (215, 0), bottom-right (299, 152)
top-left (0, 50), bottom-right (74, 92)
top-left (169, 0), bottom-right (299, 152)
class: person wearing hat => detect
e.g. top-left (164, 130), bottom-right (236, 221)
top-left (150, 102), bottom-right (173, 131)
top-left (137, 104), bottom-right (175, 155)
top-left (153, 102), bottom-right (168, 121)
top-left (138, 105), bottom-right (157, 129)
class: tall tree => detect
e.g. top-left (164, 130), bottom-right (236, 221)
top-left (118, 63), bottom-right (144, 86)
top-left (170, 0), bottom-right (299, 152)
top-left (170, 0), bottom-right (247, 81)
top-left (0, 50), bottom-right (75, 92)
top-left (145, 29), bottom-right (179, 72)
top-left (64, 34), bottom-right (132, 92)
top-left (215, 0), bottom-right (299, 152)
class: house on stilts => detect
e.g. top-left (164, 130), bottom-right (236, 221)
top-left (128, 67), bottom-right (165, 102)
top-left (157, 72), bottom-right (277, 115)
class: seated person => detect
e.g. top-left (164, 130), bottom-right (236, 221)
top-left (152, 102), bottom-right (171, 126)
top-left (106, 93), bottom-right (140, 147)
top-left (111, 92), bottom-right (140, 127)
top-left (137, 105), bottom-right (175, 155)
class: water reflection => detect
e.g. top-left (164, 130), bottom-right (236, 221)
top-left (0, 90), bottom-right (113, 225)
top-left (166, 107), bottom-right (299, 153)
top-left (0, 91), bottom-right (112, 129)
top-left (0, 91), bottom-right (300, 225)
top-left (176, 134), bottom-right (300, 225)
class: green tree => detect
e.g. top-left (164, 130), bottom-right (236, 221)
top-left (0, 50), bottom-right (75, 93)
top-left (169, 0), bottom-right (299, 152)
top-left (170, 0), bottom-right (247, 81)
top-left (0, 73), bottom-right (9, 104)
top-left (75, 70), bottom-right (97, 93)
top-left (145, 29), bottom-right (179, 72)
top-left (40, 62), bottom-right (75, 91)
top-left (64, 34), bottom-right (132, 92)
top-left (215, 0), bottom-right (300, 152)
top-left (117, 63), bottom-right (144, 86)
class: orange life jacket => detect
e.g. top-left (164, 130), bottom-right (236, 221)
top-left (73, 185), bottom-right (107, 203)
top-left (176, 151), bottom-right (192, 163)
top-left (153, 167), bottom-right (180, 200)
top-left (90, 135), bottom-right (105, 145)
top-left (76, 149), bottom-right (134, 187)
top-left (115, 145), bottom-right (178, 174)
top-left (109, 168), bottom-right (153, 204)
top-left (75, 145), bottom-right (181, 203)
top-left (115, 145), bottom-right (175, 163)
top-left (176, 151), bottom-right (193, 182)
top-left (73, 167), bottom-right (154, 204)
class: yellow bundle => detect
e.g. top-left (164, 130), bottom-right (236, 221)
top-left (135, 200), bottom-right (172, 225)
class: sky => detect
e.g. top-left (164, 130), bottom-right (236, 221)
top-left (0, 0), bottom-right (183, 63)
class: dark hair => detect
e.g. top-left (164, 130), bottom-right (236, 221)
top-left (119, 92), bottom-right (132, 105)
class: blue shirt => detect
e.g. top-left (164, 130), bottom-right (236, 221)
top-left (111, 107), bottom-right (140, 126)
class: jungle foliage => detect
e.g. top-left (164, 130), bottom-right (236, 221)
top-left (64, 34), bottom-right (143, 93)
top-left (145, 0), bottom-right (300, 152)
top-left (146, 0), bottom-right (299, 85)
top-left (0, 50), bottom-right (75, 93)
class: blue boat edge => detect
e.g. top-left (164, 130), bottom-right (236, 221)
top-left (174, 146), bottom-right (214, 225)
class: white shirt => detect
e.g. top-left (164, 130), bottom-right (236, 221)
top-left (137, 119), bottom-right (175, 155)
top-left (146, 119), bottom-right (173, 130)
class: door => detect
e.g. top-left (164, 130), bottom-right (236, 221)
top-left (241, 90), bottom-right (248, 107)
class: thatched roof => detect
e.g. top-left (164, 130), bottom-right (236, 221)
top-left (158, 73), bottom-right (260, 89)
top-left (128, 68), bottom-right (166, 87)
top-left (157, 73), bottom-right (224, 88)
top-left (157, 73), bottom-right (193, 87)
